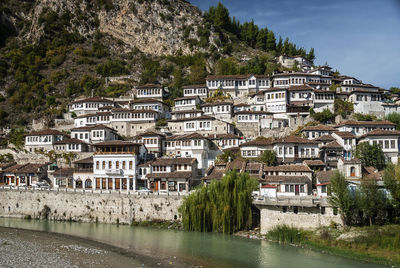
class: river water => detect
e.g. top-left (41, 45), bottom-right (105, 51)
top-left (0, 218), bottom-right (384, 268)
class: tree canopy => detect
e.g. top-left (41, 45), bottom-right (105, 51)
top-left (204, 2), bottom-right (315, 60)
top-left (355, 142), bottom-right (386, 170)
top-left (328, 170), bottom-right (353, 226)
top-left (179, 170), bottom-right (258, 233)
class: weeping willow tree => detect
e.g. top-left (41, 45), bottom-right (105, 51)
top-left (179, 170), bottom-right (258, 233)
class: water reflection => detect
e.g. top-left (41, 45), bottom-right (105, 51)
top-left (0, 218), bottom-right (384, 268)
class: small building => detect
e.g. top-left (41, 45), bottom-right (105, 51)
top-left (165, 133), bottom-right (221, 175)
top-left (168, 115), bottom-right (235, 135)
top-left (260, 164), bottom-right (313, 197)
top-left (174, 96), bottom-right (202, 111)
top-left (315, 170), bottom-right (335, 197)
top-left (133, 131), bottom-right (166, 158)
top-left (70, 124), bottom-right (119, 144)
top-left (320, 141), bottom-right (344, 169)
top-left (3, 163), bottom-right (49, 187)
top-left (54, 138), bottom-right (90, 153)
top-left (135, 84), bottom-right (167, 100)
top-left (24, 129), bottom-right (68, 152)
top-left (201, 102), bottom-right (233, 122)
top-left (302, 125), bottom-right (336, 140)
top-left (182, 84), bottom-right (208, 99)
top-left (332, 131), bottom-right (357, 159)
top-left (358, 129), bottom-right (400, 164)
top-left (336, 120), bottom-right (396, 137)
top-left (272, 136), bottom-right (319, 164)
top-left (72, 156), bottom-right (94, 189)
top-left (146, 158), bottom-right (199, 193)
top-left (69, 97), bottom-right (114, 116)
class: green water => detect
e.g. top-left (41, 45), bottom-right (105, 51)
top-left (0, 218), bottom-right (384, 268)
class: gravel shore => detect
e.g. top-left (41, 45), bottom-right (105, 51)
top-left (0, 227), bottom-right (196, 268)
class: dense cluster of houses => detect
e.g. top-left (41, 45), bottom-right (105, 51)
top-left (1, 61), bottom-right (399, 198)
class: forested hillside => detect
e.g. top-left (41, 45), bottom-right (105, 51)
top-left (0, 0), bottom-right (315, 127)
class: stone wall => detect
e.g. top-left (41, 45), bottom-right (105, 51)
top-left (258, 205), bottom-right (341, 234)
top-left (0, 189), bottom-right (183, 224)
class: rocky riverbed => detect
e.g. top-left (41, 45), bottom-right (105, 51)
top-left (0, 227), bottom-right (195, 267)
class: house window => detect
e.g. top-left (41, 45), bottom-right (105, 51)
top-left (350, 166), bottom-right (356, 177)
top-left (321, 185), bottom-right (327, 193)
top-left (96, 161), bottom-right (100, 169)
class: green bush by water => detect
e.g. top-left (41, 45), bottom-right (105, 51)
top-left (266, 225), bottom-right (305, 244)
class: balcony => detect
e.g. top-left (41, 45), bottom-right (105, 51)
top-left (105, 169), bottom-right (123, 175)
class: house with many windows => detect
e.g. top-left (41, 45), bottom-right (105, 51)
top-left (165, 133), bottom-right (221, 175)
top-left (182, 85), bottom-right (208, 99)
top-left (358, 129), bottom-right (400, 164)
top-left (92, 141), bottom-right (147, 191)
top-left (336, 120), bottom-right (395, 137)
top-left (70, 124), bottom-right (118, 144)
top-left (146, 158), bottom-right (199, 193)
top-left (135, 84), bottom-right (167, 100)
top-left (69, 97), bottom-right (114, 116)
top-left (25, 129), bottom-right (68, 152)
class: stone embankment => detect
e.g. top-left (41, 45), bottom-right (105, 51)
top-left (0, 188), bottom-right (183, 224)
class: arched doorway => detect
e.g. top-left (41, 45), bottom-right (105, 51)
top-left (76, 179), bottom-right (83, 189)
top-left (85, 179), bottom-right (92, 189)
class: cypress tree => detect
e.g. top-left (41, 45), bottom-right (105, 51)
top-left (266, 31), bottom-right (276, 51)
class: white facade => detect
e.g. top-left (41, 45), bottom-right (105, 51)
top-left (174, 96), bottom-right (201, 111)
top-left (183, 85), bottom-right (208, 99)
top-left (201, 102), bottom-right (233, 122)
top-left (206, 74), bottom-right (270, 97)
top-left (69, 97), bottom-right (114, 116)
top-left (135, 84), bottom-right (165, 100)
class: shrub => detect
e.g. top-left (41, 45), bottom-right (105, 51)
top-left (266, 225), bottom-right (305, 244)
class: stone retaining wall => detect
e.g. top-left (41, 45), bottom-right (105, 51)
top-left (258, 205), bottom-right (341, 234)
top-left (0, 189), bottom-right (183, 224)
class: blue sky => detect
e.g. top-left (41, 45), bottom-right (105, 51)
top-left (190, 0), bottom-right (400, 89)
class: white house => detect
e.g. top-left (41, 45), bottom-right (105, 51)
top-left (358, 129), bottom-right (400, 164)
top-left (69, 96), bottom-right (114, 116)
top-left (174, 96), bottom-right (202, 111)
top-left (70, 124), bottom-right (118, 144)
top-left (182, 84), bottom-right (208, 99)
top-left (331, 131), bottom-right (357, 159)
top-left (168, 115), bottom-right (235, 135)
top-left (133, 131), bottom-right (165, 158)
top-left (92, 141), bottom-right (147, 191)
top-left (165, 133), bottom-right (221, 175)
top-left (206, 74), bottom-right (270, 97)
top-left (135, 84), bottom-right (167, 100)
top-left (201, 102), bottom-right (233, 122)
top-left (336, 120), bottom-right (396, 137)
top-left (272, 136), bottom-right (319, 164)
top-left (146, 157), bottom-right (199, 193)
top-left (130, 98), bottom-right (171, 118)
top-left (260, 164), bottom-right (313, 197)
top-left (239, 138), bottom-right (274, 158)
top-left (25, 129), bottom-right (68, 152)
top-left (302, 125), bottom-right (336, 139)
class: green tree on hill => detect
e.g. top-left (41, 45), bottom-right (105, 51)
top-left (355, 142), bottom-right (386, 170)
top-left (258, 150), bottom-right (277, 166)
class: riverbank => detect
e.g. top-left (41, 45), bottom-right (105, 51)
top-left (266, 224), bottom-right (400, 267)
top-left (0, 227), bottom-right (196, 268)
